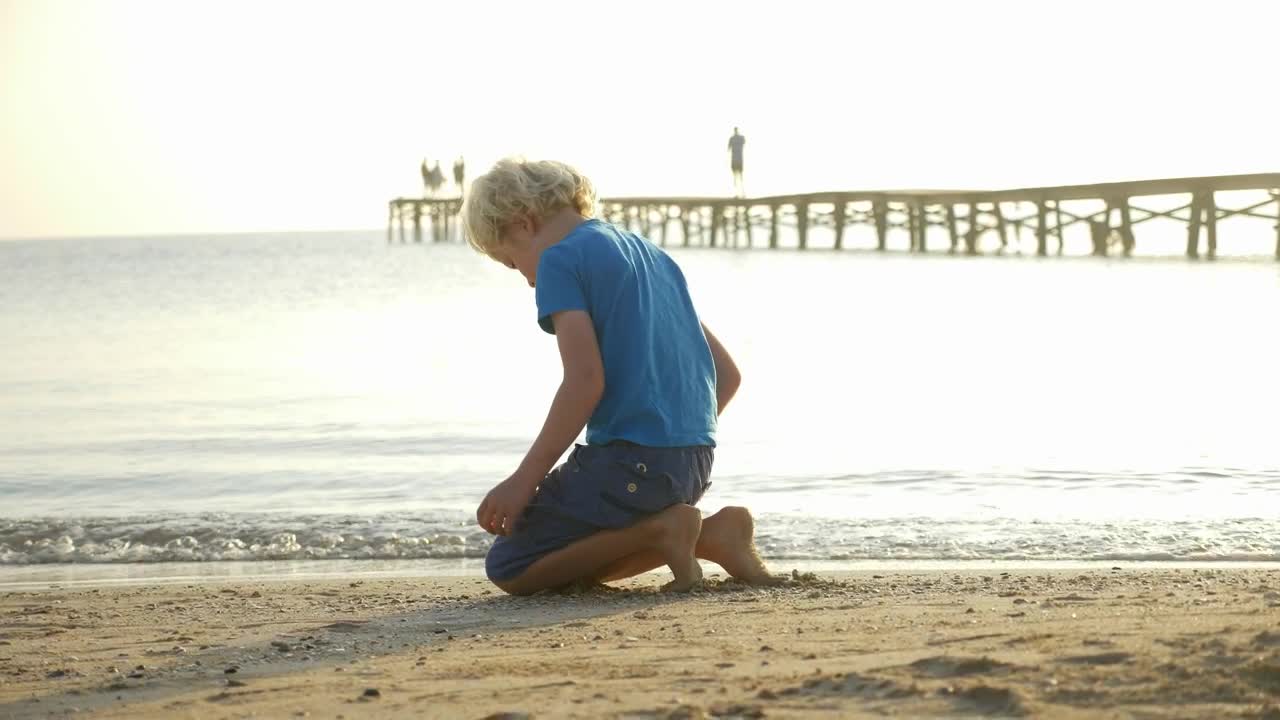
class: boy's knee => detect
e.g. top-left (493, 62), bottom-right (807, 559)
top-left (490, 576), bottom-right (533, 596)
top-left (713, 505), bottom-right (754, 525)
top-left (487, 559), bottom-right (534, 595)
top-left (486, 547), bottom-right (525, 595)
top-left (653, 503), bottom-right (702, 533)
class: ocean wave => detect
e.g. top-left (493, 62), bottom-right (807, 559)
top-left (3, 513), bottom-right (1279, 565)
top-left (0, 514), bottom-right (492, 564)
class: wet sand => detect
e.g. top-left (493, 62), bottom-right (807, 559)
top-left (2, 568), bottom-right (1279, 718)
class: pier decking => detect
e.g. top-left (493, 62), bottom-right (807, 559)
top-left (388, 173), bottom-right (1280, 259)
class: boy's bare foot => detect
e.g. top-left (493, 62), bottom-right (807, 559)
top-left (650, 503), bottom-right (703, 592)
top-left (698, 506), bottom-right (783, 586)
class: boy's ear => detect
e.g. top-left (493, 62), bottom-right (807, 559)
top-left (521, 213), bottom-right (540, 236)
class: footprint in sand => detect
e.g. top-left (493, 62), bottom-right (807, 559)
top-left (906, 656), bottom-right (1017, 678)
top-left (946, 684), bottom-right (1028, 717)
top-left (1057, 651), bottom-right (1133, 666)
top-left (1254, 631), bottom-right (1280, 648)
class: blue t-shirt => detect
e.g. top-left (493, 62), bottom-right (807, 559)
top-left (534, 219), bottom-right (717, 448)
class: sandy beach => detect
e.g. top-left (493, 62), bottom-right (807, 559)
top-left (2, 568), bottom-right (1279, 719)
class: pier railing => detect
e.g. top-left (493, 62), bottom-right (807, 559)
top-left (388, 173), bottom-right (1280, 259)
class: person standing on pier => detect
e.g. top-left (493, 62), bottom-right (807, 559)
top-left (425, 161), bottom-right (445, 197)
top-left (420, 158), bottom-right (432, 196)
top-left (453, 157), bottom-right (466, 197)
top-left (727, 127), bottom-right (746, 197)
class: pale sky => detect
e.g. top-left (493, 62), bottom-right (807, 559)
top-left (3, 0), bottom-right (1278, 239)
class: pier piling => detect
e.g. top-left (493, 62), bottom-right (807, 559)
top-left (995, 203), bottom-right (1009, 252)
top-left (1052, 200), bottom-right (1066, 254)
top-left (873, 200), bottom-right (888, 251)
top-left (965, 203), bottom-right (980, 255)
top-left (1035, 201), bottom-right (1048, 256)
top-left (947, 204), bottom-right (959, 253)
top-left (833, 202), bottom-right (846, 250)
top-left (1119, 198), bottom-right (1135, 257)
top-left (1186, 192), bottom-right (1203, 259)
top-left (912, 204), bottom-right (927, 252)
top-left (1205, 191), bottom-right (1218, 260)
top-left (796, 202), bottom-right (809, 250)
top-left (1274, 190), bottom-right (1280, 259)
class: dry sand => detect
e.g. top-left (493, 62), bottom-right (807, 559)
top-left (2, 568), bottom-right (1279, 719)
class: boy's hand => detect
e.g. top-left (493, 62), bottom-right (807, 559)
top-left (476, 472), bottom-right (540, 536)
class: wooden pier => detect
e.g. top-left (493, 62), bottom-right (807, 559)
top-left (388, 173), bottom-right (1280, 259)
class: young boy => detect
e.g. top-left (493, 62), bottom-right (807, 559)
top-left (461, 157), bottom-right (777, 596)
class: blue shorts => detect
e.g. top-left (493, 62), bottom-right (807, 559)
top-left (485, 442), bottom-right (714, 583)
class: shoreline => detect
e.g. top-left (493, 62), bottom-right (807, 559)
top-left (3, 568), bottom-right (1278, 718)
top-left (4, 558), bottom-right (1280, 591)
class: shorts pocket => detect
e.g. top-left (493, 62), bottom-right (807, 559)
top-left (599, 458), bottom-right (679, 519)
top-left (565, 445), bottom-right (710, 529)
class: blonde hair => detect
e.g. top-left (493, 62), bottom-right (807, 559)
top-left (461, 157), bottom-right (598, 257)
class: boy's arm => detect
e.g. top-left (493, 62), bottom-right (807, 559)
top-left (476, 310), bottom-right (604, 535)
top-left (519, 310), bottom-right (605, 480)
top-left (702, 322), bottom-right (740, 416)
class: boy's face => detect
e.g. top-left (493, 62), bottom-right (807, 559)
top-left (494, 216), bottom-right (540, 288)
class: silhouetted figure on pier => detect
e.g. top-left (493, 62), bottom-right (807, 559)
top-left (423, 161), bottom-right (445, 197)
top-left (727, 127), bottom-right (746, 197)
top-left (421, 158), bottom-right (432, 195)
top-left (453, 157), bottom-right (466, 196)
